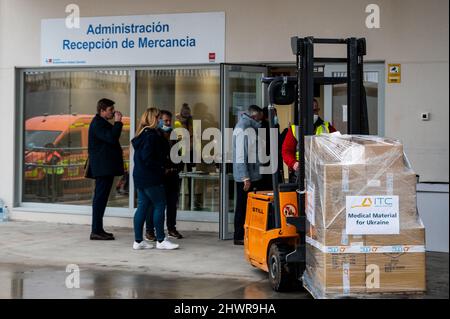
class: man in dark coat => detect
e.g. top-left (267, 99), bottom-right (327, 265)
top-left (87, 98), bottom-right (124, 240)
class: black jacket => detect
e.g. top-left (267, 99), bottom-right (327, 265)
top-left (87, 114), bottom-right (125, 178)
top-left (132, 128), bottom-right (169, 189)
top-left (160, 129), bottom-right (184, 177)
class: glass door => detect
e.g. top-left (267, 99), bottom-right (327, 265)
top-left (323, 63), bottom-right (385, 136)
top-left (220, 64), bottom-right (267, 240)
top-left (135, 67), bottom-right (221, 221)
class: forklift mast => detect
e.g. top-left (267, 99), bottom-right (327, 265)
top-left (291, 36), bottom-right (368, 225)
top-left (261, 36), bottom-right (368, 274)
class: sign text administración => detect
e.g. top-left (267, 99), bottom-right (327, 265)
top-left (62, 22), bottom-right (197, 52)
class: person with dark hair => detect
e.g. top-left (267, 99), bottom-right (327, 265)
top-left (132, 107), bottom-right (178, 250)
top-left (87, 98), bottom-right (124, 240)
top-left (232, 104), bottom-right (264, 245)
top-left (145, 109), bottom-right (184, 240)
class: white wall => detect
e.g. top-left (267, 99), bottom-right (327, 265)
top-left (417, 184), bottom-right (449, 252)
top-left (0, 0), bottom-right (448, 212)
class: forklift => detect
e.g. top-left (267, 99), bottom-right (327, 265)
top-left (243, 36), bottom-right (369, 292)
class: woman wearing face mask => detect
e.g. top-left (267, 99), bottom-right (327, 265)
top-left (145, 110), bottom-right (184, 241)
top-left (131, 107), bottom-right (179, 250)
top-left (281, 98), bottom-right (337, 183)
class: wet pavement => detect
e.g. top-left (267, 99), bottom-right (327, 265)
top-left (0, 221), bottom-right (448, 299)
top-left (0, 263), bottom-right (310, 299)
top-left (0, 252), bottom-right (447, 299)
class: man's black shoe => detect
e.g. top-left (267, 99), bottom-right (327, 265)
top-left (168, 229), bottom-right (183, 239)
top-left (234, 239), bottom-right (244, 245)
top-left (101, 230), bottom-right (114, 238)
top-left (145, 230), bottom-right (156, 241)
top-left (90, 232), bottom-right (115, 240)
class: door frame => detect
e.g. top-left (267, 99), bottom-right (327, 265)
top-left (323, 62), bottom-right (386, 136)
top-left (219, 63), bottom-right (268, 239)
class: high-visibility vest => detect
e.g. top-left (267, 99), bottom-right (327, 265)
top-left (66, 159), bottom-right (81, 177)
top-left (291, 122), bottom-right (331, 160)
top-left (25, 162), bottom-right (40, 178)
top-left (314, 122), bottom-right (331, 135)
top-left (44, 151), bottom-right (64, 175)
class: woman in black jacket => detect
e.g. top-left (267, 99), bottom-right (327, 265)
top-left (131, 107), bottom-right (179, 250)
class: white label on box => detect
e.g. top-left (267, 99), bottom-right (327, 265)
top-left (341, 230), bottom-right (349, 245)
top-left (346, 196), bottom-right (399, 235)
top-left (306, 184), bottom-right (315, 226)
top-left (386, 173), bottom-right (394, 195)
top-left (367, 179), bottom-right (381, 187)
top-left (342, 166), bottom-right (349, 192)
top-left (342, 263), bottom-right (350, 295)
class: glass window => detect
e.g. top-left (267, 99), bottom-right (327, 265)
top-left (23, 70), bottom-right (130, 207)
top-left (25, 130), bottom-right (62, 149)
top-left (331, 71), bottom-right (379, 135)
top-left (57, 130), bottom-right (82, 149)
top-left (136, 68), bottom-right (220, 213)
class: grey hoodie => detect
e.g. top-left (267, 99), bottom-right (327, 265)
top-left (232, 113), bottom-right (262, 182)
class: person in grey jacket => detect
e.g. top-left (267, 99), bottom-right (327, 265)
top-left (232, 105), bottom-right (264, 245)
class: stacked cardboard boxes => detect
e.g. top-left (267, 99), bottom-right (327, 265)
top-left (303, 135), bottom-right (426, 298)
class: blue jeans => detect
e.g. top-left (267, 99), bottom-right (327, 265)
top-left (134, 185), bottom-right (166, 242)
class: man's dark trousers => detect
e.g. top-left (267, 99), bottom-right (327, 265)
top-left (92, 176), bottom-right (115, 234)
top-left (234, 181), bottom-right (259, 241)
top-left (165, 174), bottom-right (180, 231)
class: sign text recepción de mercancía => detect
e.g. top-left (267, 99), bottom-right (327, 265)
top-left (62, 22), bottom-right (197, 52)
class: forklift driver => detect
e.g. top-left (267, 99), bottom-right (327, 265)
top-left (282, 99), bottom-right (337, 182)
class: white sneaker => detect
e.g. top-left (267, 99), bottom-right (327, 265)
top-left (133, 241), bottom-right (154, 250)
top-left (156, 239), bottom-right (179, 250)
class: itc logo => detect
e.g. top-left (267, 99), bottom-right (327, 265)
top-left (351, 197), bottom-right (373, 208)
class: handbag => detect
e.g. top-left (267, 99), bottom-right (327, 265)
top-left (84, 157), bottom-right (93, 179)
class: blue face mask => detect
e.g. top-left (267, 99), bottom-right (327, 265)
top-left (273, 116), bottom-right (279, 126)
top-left (158, 119), bottom-right (164, 128)
top-left (161, 125), bottom-right (172, 133)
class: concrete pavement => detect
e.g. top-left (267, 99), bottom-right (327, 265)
top-left (0, 221), bottom-right (264, 281)
top-left (0, 221), bottom-right (448, 299)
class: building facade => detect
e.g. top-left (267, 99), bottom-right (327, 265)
top-left (0, 0), bottom-right (448, 247)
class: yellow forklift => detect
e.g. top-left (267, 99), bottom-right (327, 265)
top-left (244, 36), bottom-right (369, 292)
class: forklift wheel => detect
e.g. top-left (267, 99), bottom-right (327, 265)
top-left (268, 243), bottom-right (298, 292)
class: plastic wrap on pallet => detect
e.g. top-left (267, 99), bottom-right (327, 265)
top-left (303, 134), bottom-right (426, 298)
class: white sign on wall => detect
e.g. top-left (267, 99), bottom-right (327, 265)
top-left (41, 12), bottom-right (225, 66)
top-left (346, 196), bottom-right (400, 235)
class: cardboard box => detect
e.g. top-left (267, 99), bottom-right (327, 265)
top-left (305, 136), bottom-right (426, 297)
top-left (365, 252), bottom-right (426, 293)
top-left (308, 225), bottom-right (365, 246)
top-left (363, 171), bottom-right (420, 228)
top-left (317, 164), bottom-right (367, 229)
top-left (306, 246), bottom-right (367, 295)
top-left (311, 164), bottom-right (419, 230)
top-left (361, 139), bottom-right (405, 172)
top-left (365, 227), bottom-right (425, 246)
